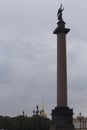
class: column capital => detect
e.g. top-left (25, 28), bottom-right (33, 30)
top-left (53, 19), bottom-right (70, 34)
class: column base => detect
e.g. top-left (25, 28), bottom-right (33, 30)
top-left (50, 106), bottom-right (75, 130)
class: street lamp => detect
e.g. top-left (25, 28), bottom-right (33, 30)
top-left (77, 113), bottom-right (83, 130)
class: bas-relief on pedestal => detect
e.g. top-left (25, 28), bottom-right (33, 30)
top-left (50, 5), bottom-right (75, 130)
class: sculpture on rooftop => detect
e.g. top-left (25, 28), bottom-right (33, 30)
top-left (57, 4), bottom-right (64, 20)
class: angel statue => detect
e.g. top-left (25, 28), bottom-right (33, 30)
top-left (57, 4), bottom-right (64, 20)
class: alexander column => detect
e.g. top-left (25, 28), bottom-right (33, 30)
top-left (50, 5), bottom-right (75, 130)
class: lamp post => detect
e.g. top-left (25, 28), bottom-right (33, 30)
top-left (77, 113), bottom-right (83, 130)
top-left (33, 105), bottom-right (40, 130)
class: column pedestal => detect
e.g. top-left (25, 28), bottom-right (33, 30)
top-left (50, 107), bottom-right (74, 130)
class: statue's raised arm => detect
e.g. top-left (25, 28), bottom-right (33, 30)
top-left (57, 4), bottom-right (64, 20)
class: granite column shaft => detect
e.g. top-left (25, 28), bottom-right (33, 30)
top-left (57, 32), bottom-right (67, 106)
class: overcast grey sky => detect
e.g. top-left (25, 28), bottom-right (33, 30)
top-left (0, 0), bottom-right (87, 118)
